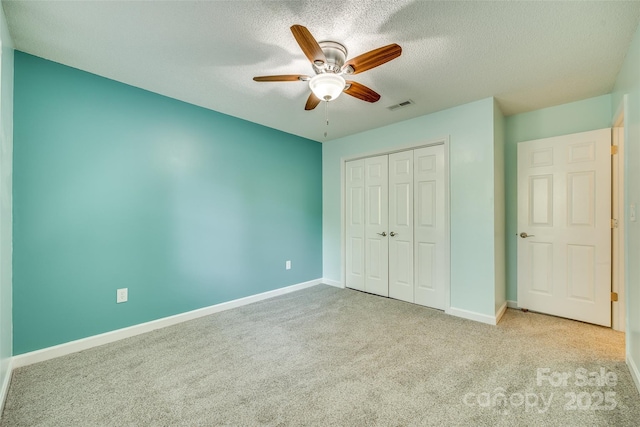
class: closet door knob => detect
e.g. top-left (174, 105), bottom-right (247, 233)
top-left (390, 232), bottom-right (397, 237)
top-left (377, 232), bottom-right (387, 237)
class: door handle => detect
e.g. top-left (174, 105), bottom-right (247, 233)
top-left (377, 232), bottom-right (387, 237)
top-left (390, 231), bottom-right (397, 237)
top-left (519, 232), bottom-right (535, 238)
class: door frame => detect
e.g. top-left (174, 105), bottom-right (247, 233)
top-left (339, 137), bottom-right (451, 310)
top-left (612, 96), bottom-right (627, 332)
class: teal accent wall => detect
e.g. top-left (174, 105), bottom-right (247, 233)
top-left (612, 22), bottom-right (640, 386)
top-left (323, 98), bottom-right (502, 317)
top-left (0, 5), bottom-right (13, 393)
top-left (504, 95), bottom-right (612, 302)
top-left (13, 52), bottom-right (322, 354)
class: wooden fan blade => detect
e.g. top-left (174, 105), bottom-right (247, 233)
top-left (253, 75), bottom-right (308, 82)
top-left (291, 25), bottom-right (327, 66)
top-left (344, 81), bottom-right (381, 103)
top-left (343, 44), bottom-right (402, 75)
top-left (305, 92), bottom-right (321, 110)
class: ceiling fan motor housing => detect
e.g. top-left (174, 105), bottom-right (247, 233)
top-left (314, 41), bottom-right (348, 74)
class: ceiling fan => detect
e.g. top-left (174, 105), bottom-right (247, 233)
top-left (253, 25), bottom-right (402, 111)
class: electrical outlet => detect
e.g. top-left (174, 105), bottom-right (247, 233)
top-left (116, 288), bottom-right (128, 303)
top-left (286, 260), bottom-right (291, 270)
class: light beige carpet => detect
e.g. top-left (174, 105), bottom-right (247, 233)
top-left (2, 285), bottom-right (638, 426)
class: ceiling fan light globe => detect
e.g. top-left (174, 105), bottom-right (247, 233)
top-left (309, 74), bottom-right (345, 102)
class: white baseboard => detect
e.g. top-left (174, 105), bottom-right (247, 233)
top-left (322, 278), bottom-right (343, 288)
top-left (627, 354), bottom-right (640, 396)
top-left (495, 301), bottom-right (507, 324)
top-left (0, 358), bottom-right (12, 415)
top-left (507, 300), bottom-right (518, 309)
top-left (12, 279), bottom-right (323, 368)
top-left (446, 306), bottom-right (500, 325)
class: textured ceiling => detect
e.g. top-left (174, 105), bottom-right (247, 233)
top-left (4, 1), bottom-right (640, 142)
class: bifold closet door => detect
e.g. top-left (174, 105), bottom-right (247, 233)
top-left (346, 146), bottom-right (446, 307)
top-left (345, 159), bottom-right (365, 291)
top-left (414, 145), bottom-right (446, 310)
top-left (388, 151), bottom-right (414, 303)
top-left (363, 156), bottom-right (389, 297)
top-left (346, 156), bottom-right (389, 296)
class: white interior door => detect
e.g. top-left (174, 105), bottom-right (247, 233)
top-left (345, 159), bottom-right (365, 291)
top-left (364, 156), bottom-right (389, 297)
top-left (414, 145), bottom-right (447, 310)
top-left (517, 128), bottom-right (611, 326)
top-left (389, 151), bottom-right (414, 302)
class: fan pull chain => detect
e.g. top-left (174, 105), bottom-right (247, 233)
top-left (324, 101), bottom-right (329, 139)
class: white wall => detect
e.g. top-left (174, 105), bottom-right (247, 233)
top-left (323, 97), bottom-right (502, 318)
top-left (0, 2), bottom-right (13, 406)
top-left (493, 100), bottom-right (506, 314)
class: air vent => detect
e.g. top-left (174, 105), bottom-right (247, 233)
top-left (387, 99), bottom-right (415, 111)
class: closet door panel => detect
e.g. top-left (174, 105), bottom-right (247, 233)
top-left (345, 160), bottom-right (365, 291)
top-left (364, 156), bottom-right (389, 297)
top-left (389, 151), bottom-right (414, 302)
top-left (414, 145), bottom-right (446, 309)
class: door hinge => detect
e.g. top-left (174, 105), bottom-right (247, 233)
top-left (611, 218), bottom-right (619, 229)
top-left (611, 145), bottom-right (619, 155)
top-left (611, 292), bottom-right (619, 302)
